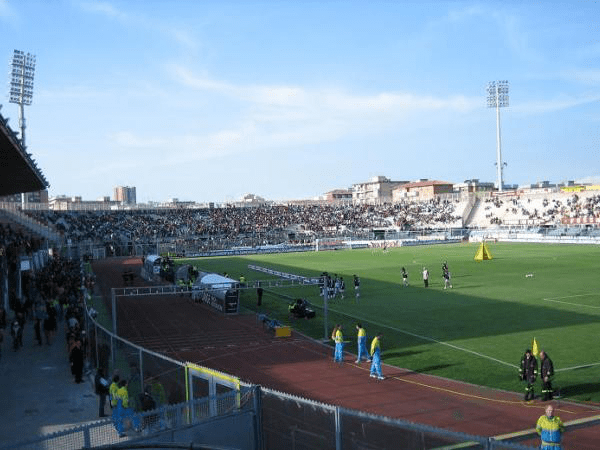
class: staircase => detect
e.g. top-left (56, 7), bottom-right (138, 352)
top-left (0, 206), bottom-right (62, 245)
top-left (462, 195), bottom-right (481, 228)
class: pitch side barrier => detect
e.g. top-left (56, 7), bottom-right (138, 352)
top-left (247, 264), bottom-right (322, 285)
top-left (183, 244), bottom-right (315, 258)
top-left (111, 278), bottom-right (321, 302)
top-left (399, 238), bottom-right (463, 247)
top-left (469, 230), bottom-right (600, 245)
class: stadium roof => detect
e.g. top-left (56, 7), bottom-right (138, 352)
top-left (0, 108), bottom-right (49, 196)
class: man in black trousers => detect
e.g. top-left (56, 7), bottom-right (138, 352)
top-left (540, 350), bottom-right (555, 401)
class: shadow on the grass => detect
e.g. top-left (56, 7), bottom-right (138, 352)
top-left (383, 349), bottom-right (424, 359)
top-left (560, 382), bottom-right (600, 400)
top-left (411, 363), bottom-right (460, 373)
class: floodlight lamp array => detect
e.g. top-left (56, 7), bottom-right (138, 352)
top-left (486, 80), bottom-right (509, 108)
top-left (8, 50), bottom-right (36, 106)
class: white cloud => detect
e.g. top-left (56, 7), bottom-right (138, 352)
top-left (78, 1), bottom-right (123, 19)
top-left (328, 91), bottom-right (478, 114)
top-left (0, 0), bottom-right (16, 21)
top-left (496, 11), bottom-right (541, 64)
top-left (165, 27), bottom-right (198, 51)
top-left (38, 85), bottom-right (112, 101)
top-left (77, 1), bottom-right (198, 50)
top-left (0, 0), bottom-right (11, 17)
top-left (110, 131), bottom-right (168, 148)
top-left (515, 93), bottom-right (600, 115)
top-left (575, 41), bottom-right (600, 60)
top-left (109, 68), bottom-right (482, 171)
top-left (171, 67), bottom-right (235, 94)
top-left (171, 65), bottom-right (481, 114)
top-left (565, 68), bottom-right (600, 85)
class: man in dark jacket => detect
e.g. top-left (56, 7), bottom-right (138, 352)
top-left (519, 349), bottom-right (537, 401)
top-left (69, 339), bottom-right (84, 383)
top-left (540, 351), bottom-right (555, 401)
top-left (94, 367), bottom-right (110, 417)
top-left (256, 284), bottom-right (263, 306)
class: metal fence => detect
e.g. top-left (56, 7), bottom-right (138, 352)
top-left (261, 388), bottom-right (535, 450)
top-left (86, 308), bottom-right (188, 408)
top-left (0, 389), bottom-right (258, 450)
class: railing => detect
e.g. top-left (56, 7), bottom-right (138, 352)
top-left (261, 387), bottom-right (535, 449)
top-left (0, 206), bottom-right (62, 243)
top-left (0, 390), bottom-right (257, 450)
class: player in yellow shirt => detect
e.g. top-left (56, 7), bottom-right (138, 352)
top-left (355, 323), bottom-right (371, 363)
top-left (332, 324), bottom-right (344, 364)
top-left (369, 333), bottom-right (384, 380)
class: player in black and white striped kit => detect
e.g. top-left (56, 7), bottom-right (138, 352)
top-left (353, 275), bottom-right (360, 302)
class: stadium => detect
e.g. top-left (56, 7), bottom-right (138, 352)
top-left (3, 94), bottom-right (600, 448)
top-left (1, 5), bottom-right (600, 448)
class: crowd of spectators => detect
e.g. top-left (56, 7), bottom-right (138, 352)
top-left (28, 198), bottom-right (464, 246)
top-left (479, 193), bottom-right (600, 226)
top-left (2, 251), bottom-right (91, 383)
top-left (0, 222), bottom-right (44, 271)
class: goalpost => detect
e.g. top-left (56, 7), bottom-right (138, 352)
top-left (315, 238), bottom-right (353, 252)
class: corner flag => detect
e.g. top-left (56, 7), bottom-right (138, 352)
top-left (532, 337), bottom-right (540, 357)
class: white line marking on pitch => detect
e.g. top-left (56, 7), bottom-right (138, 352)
top-left (543, 293), bottom-right (597, 301)
top-left (542, 297), bottom-right (600, 310)
top-left (556, 362), bottom-right (600, 372)
top-left (327, 306), bottom-right (518, 369)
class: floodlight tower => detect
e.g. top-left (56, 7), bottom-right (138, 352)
top-left (8, 49), bottom-right (36, 149)
top-left (487, 80), bottom-right (509, 192)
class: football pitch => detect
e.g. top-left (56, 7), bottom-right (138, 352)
top-left (179, 242), bottom-right (600, 402)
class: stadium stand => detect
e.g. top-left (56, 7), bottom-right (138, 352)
top-left (26, 198), bottom-right (468, 250)
top-left (467, 191), bottom-right (600, 228)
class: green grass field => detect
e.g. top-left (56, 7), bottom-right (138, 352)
top-left (177, 242), bottom-right (600, 402)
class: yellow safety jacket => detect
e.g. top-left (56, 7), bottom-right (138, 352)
top-left (109, 382), bottom-right (119, 407)
top-left (370, 337), bottom-right (381, 356)
top-left (116, 386), bottom-right (129, 408)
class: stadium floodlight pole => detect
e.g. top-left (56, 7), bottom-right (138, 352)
top-left (8, 49), bottom-right (36, 208)
top-left (8, 49), bottom-right (36, 149)
top-left (487, 80), bottom-right (509, 192)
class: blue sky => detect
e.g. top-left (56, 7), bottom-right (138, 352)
top-left (1, 1), bottom-right (599, 203)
